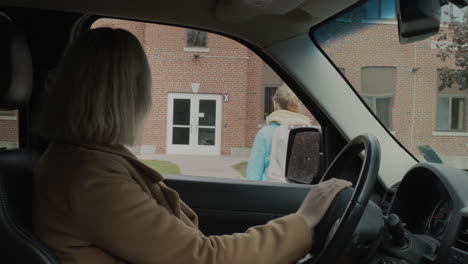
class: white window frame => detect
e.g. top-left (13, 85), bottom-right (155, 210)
top-left (435, 95), bottom-right (467, 132)
top-left (184, 29), bottom-right (209, 52)
top-left (0, 110), bottom-right (17, 120)
top-left (362, 93), bottom-right (394, 130)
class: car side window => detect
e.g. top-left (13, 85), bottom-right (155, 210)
top-left (0, 110), bottom-right (18, 149)
top-left (91, 18), bottom-right (320, 182)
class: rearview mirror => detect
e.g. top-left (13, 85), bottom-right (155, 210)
top-left (397, 0), bottom-right (441, 44)
top-left (285, 127), bottom-right (324, 184)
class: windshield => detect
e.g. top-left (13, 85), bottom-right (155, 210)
top-left (313, 0), bottom-right (468, 171)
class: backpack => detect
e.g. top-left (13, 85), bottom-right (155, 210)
top-left (266, 124), bottom-right (314, 182)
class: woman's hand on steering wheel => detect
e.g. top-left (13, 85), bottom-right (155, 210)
top-left (297, 178), bottom-right (352, 231)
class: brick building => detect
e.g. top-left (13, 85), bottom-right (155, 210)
top-left (316, 1), bottom-right (468, 168)
top-left (0, 8), bottom-right (467, 168)
top-left (0, 18), bottom-right (304, 156)
top-left (92, 18), bottom-right (315, 156)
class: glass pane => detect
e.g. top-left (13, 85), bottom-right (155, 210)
top-left (362, 96), bottom-right (376, 111)
top-left (198, 128), bottom-right (215, 146)
top-left (0, 111), bottom-right (16, 117)
top-left (436, 97), bottom-right (450, 131)
top-left (365, 0), bottom-right (379, 20)
top-left (187, 30), bottom-right (207, 47)
top-left (173, 99), bottom-right (191, 125)
top-left (172, 127), bottom-right (190, 145)
top-left (264, 87), bottom-right (277, 118)
top-left (452, 98), bottom-right (465, 130)
top-left (0, 110), bottom-right (18, 149)
top-left (91, 18), bottom-right (321, 180)
top-left (313, 0), bottom-right (468, 171)
top-left (376, 97), bottom-right (392, 129)
top-left (198, 100), bottom-right (216, 126)
top-left (381, 0), bottom-right (396, 20)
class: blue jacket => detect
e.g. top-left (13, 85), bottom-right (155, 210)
top-left (246, 123), bottom-right (280, 181)
top-left (246, 110), bottom-right (311, 181)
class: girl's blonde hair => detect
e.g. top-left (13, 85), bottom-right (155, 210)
top-left (39, 28), bottom-right (152, 146)
top-left (273, 83), bottom-right (300, 112)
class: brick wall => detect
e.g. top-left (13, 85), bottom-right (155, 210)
top-left (0, 117), bottom-right (18, 149)
top-left (320, 22), bottom-right (468, 159)
top-left (2, 18), bottom-right (465, 159)
top-left (244, 52), bottom-right (264, 148)
top-left (141, 23), bottom-right (256, 155)
top-left (0, 120), bottom-right (18, 142)
top-left (91, 19), bottom-right (317, 155)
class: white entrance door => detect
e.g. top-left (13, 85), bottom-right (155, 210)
top-left (167, 93), bottom-right (222, 155)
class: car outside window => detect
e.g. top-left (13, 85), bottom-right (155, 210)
top-left (361, 67), bottom-right (396, 130)
top-left (89, 18), bottom-right (320, 182)
top-left (0, 110), bottom-right (18, 149)
top-left (313, 2), bottom-right (468, 170)
top-left (364, 0), bottom-right (396, 20)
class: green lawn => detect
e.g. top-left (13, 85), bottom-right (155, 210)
top-left (232, 161), bottom-right (248, 177)
top-left (141, 160), bottom-right (181, 174)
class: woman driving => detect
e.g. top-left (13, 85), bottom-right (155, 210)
top-left (34, 28), bottom-right (351, 264)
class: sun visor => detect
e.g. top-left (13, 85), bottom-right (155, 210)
top-left (215, 0), bottom-right (305, 22)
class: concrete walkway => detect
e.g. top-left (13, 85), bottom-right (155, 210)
top-left (137, 154), bottom-right (249, 179)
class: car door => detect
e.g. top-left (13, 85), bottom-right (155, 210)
top-left (164, 175), bottom-right (310, 235)
top-left (84, 17), bottom-right (347, 236)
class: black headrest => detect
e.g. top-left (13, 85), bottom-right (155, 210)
top-left (0, 12), bottom-right (33, 110)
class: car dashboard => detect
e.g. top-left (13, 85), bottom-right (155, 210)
top-left (388, 163), bottom-right (468, 263)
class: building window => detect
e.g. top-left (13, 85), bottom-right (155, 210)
top-left (364, 0), bottom-right (396, 20)
top-left (264, 86), bottom-right (278, 119)
top-left (0, 110), bottom-right (17, 120)
top-left (436, 70), bottom-right (467, 131)
top-left (361, 66), bottom-right (396, 130)
top-left (186, 29), bottom-right (207, 48)
top-left (436, 97), bottom-right (466, 131)
top-left (441, 3), bottom-right (467, 24)
top-left (362, 96), bottom-right (393, 128)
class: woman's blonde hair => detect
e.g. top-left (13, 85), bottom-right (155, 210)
top-left (273, 83), bottom-right (300, 112)
top-left (39, 28), bottom-right (151, 146)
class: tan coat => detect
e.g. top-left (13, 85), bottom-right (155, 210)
top-left (34, 143), bottom-right (311, 264)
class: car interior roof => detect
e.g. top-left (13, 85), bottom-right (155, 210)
top-left (0, 0), bottom-right (359, 48)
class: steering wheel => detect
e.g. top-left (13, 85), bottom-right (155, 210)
top-left (308, 134), bottom-right (381, 264)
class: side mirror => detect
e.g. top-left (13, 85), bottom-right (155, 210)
top-left (397, 0), bottom-right (442, 44)
top-left (285, 127), bottom-right (324, 184)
